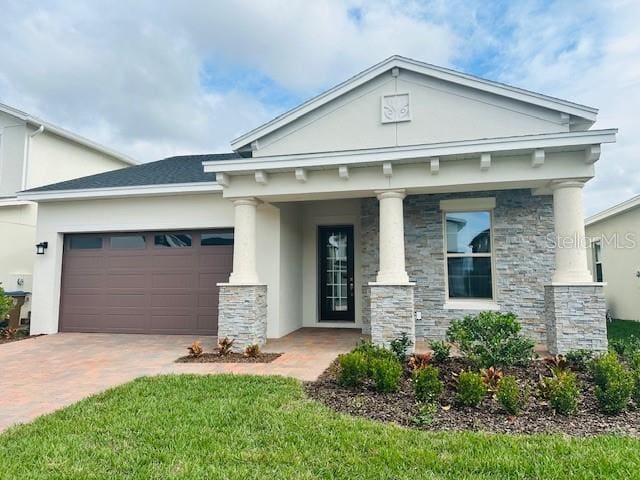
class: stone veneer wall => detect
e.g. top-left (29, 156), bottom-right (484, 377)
top-left (369, 285), bottom-right (415, 349)
top-left (545, 285), bottom-right (608, 354)
top-left (217, 284), bottom-right (267, 351)
top-left (361, 189), bottom-right (555, 343)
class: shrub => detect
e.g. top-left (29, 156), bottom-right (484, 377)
top-left (217, 337), bottom-right (235, 355)
top-left (354, 341), bottom-right (397, 363)
top-left (187, 340), bottom-right (203, 357)
top-left (412, 365), bottom-right (443, 403)
top-left (446, 311), bottom-right (535, 367)
top-left (389, 332), bottom-right (413, 362)
top-left (591, 353), bottom-right (633, 414)
top-left (369, 356), bottom-right (403, 393)
top-left (496, 375), bottom-right (527, 415)
top-left (632, 369), bottom-right (640, 405)
top-left (456, 371), bottom-right (487, 407)
top-left (545, 354), bottom-right (569, 373)
top-left (0, 285), bottom-right (13, 323)
top-left (480, 366), bottom-right (504, 392)
top-left (411, 402), bottom-right (438, 427)
top-left (610, 336), bottom-right (640, 361)
top-left (547, 370), bottom-right (580, 415)
top-left (407, 352), bottom-right (432, 371)
top-left (565, 349), bottom-right (594, 371)
top-left (337, 351), bottom-right (369, 387)
top-left (244, 344), bottom-right (260, 358)
top-left (429, 340), bottom-right (451, 363)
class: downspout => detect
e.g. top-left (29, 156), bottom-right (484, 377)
top-left (21, 124), bottom-right (45, 190)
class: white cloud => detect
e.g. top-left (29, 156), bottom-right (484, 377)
top-left (0, 0), bottom-right (637, 215)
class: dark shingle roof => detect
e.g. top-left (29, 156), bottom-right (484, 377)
top-left (24, 153), bottom-right (241, 192)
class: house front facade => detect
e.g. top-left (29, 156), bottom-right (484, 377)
top-left (586, 195), bottom-right (640, 322)
top-left (0, 103), bottom-right (137, 320)
top-left (20, 56), bottom-right (616, 353)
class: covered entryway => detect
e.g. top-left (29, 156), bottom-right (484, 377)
top-left (59, 230), bottom-right (233, 334)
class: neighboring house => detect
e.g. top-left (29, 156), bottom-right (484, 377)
top-left (585, 195), bottom-right (640, 321)
top-left (0, 103), bottom-right (137, 319)
top-left (19, 56), bottom-right (617, 354)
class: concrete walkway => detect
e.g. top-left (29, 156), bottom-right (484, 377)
top-left (0, 328), bottom-right (362, 432)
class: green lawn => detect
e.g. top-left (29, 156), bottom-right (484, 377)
top-left (608, 319), bottom-right (640, 342)
top-left (0, 375), bottom-right (639, 479)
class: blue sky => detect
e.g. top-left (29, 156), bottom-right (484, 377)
top-left (0, 0), bottom-right (638, 215)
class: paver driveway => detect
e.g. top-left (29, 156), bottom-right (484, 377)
top-left (0, 328), bottom-right (362, 432)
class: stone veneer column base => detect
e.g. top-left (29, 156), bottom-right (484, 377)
top-left (369, 284), bottom-right (415, 350)
top-left (217, 284), bottom-right (267, 352)
top-left (544, 284), bottom-right (607, 355)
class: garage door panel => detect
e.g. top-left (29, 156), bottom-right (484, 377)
top-left (105, 293), bottom-right (147, 307)
top-left (151, 272), bottom-right (196, 289)
top-left (65, 256), bottom-right (107, 271)
top-left (151, 293), bottom-right (195, 307)
top-left (197, 314), bottom-right (218, 331)
top-left (198, 292), bottom-right (219, 307)
top-left (60, 230), bottom-right (233, 335)
top-left (150, 314), bottom-right (197, 332)
top-left (108, 256), bottom-right (150, 270)
top-left (106, 274), bottom-right (148, 289)
top-left (63, 274), bottom-right (104, 289)
top-left (62, 293), bottom-right (104, 307)
top-left (149, 254), bottom-right (197, 269)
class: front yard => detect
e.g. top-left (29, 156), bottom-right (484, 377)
top-left (608, 319), bottom-right (640, 342)
top-left (0, 374), bottom-right (639, 479)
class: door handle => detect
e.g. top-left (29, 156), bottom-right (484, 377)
top-left (349, 277), bottom-right (354, 292)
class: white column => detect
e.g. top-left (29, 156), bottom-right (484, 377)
top-left (375, 190), bottom-right (409, 284)
top-left (228, 198), bottom-right (259, 284)
top-left (551, 180), bottom-right (592, 283)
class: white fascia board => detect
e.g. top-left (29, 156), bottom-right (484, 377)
top-left (209, 129), bottom-right (617, 174)
top-left (230, 55), bottom-right (599, 150)
top-left (0, 102), bottom-right (138, 166)
top-left (585, 194), bottom-right (640, 226)
top-left (0, 197), bottom-right (33, 207)
top-left (17, 182), bottom-right (222, 202)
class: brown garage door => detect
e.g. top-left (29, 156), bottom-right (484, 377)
top-left (60, 230), bottom-right (233, 335)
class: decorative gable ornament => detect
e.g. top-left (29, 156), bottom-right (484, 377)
top-left (381, 93), bottom-right (411, 124)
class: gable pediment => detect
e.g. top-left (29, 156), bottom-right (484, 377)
top-left (234, 56), bottom-right (597, 158)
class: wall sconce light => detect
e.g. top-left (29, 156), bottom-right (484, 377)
top-left (36, 242), bottom-right (48, 255)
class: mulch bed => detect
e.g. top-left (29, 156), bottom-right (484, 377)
top-left (305, 358), bottom-right (640, 437)
top-left (176, 352), bottom-right (283, 363)
top-left (0, 333), bottom-right (41, 345)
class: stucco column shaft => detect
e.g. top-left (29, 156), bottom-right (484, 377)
top-left (228, 198), bottom-right (259, 284)
top-left (375, 190), bottom-right (409, 284)
top-left (551, 181), bottom-right (592, 283)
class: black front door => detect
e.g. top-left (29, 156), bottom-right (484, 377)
top-left (318, 225), bottom-right (355, 321)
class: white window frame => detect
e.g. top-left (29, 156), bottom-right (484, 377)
top-left (440, 198), bottom-right (498, 310)
top-left (593, 240), bottom-right (604, 282)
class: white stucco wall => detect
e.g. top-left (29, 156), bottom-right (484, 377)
top-left (586, 207), bottom-right (640, 321)
top-left (253, 69), bottom-right (569, 157)
top-left (0, 120), bottom-right (27, 196)
top-left (26, 130), bottom-right (130, 190)
top-left (29, 194), bottom-right (282, 336)
top-left (275, 203), bottom-right (303, 337)
top-left (300, 198), bottom-right (363, 329)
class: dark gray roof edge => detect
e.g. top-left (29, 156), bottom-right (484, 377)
top-left (22, 153), bottom-right (240, 193)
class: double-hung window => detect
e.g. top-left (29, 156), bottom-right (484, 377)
top-left (593, 240), bottom-right (604, 282)
top-left (442, 198), bottom-right (495, 301)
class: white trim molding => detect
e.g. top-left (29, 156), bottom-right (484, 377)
top-left (207, 129), bottom-right (617, 175)
top-left (17, 182), bottom-right (223, 202)
top-left (440, 197), bottom-right (496, 211)
top-left (585, 194), bottom-right (640, 226)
